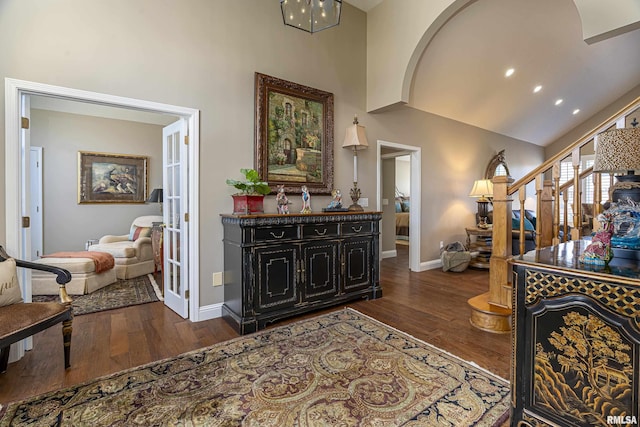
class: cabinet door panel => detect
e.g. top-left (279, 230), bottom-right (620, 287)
top-left (254, 246), bottom-right (298, 312)
top-left (342, 238), bottom-right (371, 292)
top-left (302, 241), bottom-right (339, 301)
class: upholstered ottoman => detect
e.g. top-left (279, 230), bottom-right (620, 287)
top-left (32, 256), bottom-right (117, 295)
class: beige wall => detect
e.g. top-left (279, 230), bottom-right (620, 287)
top-left (30, 109), bottom-right (163, 254)
top-left (1, 0), bottom-right (544, 309)
top-left (370, 106), bottom-right (543, 260)
top-left (396, 157), bottom-right (411, 196)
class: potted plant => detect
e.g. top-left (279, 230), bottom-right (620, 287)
top-left (226, 168), bottom-right (271, 214)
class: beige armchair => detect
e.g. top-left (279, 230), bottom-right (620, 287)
top-left (88, 215), bottom-right (162, 279)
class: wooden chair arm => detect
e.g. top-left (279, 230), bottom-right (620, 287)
top-left (0, 245), bottom-right (73, 304)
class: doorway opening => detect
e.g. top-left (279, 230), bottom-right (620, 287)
top-left (5, 78), bottom-right (200, 323)
top-left (376, 140), bottom-right (421, 272)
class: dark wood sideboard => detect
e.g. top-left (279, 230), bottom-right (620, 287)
top-left (511, 241), bottom-right (640, 426)
top-left (221, 211), bottom-right (382, 334)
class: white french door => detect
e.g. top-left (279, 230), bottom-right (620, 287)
top-left (162, 120), bottom-right (189, 318)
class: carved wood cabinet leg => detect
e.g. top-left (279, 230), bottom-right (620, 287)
top-left (62, 318), bottom-right (73, 369)
top-left (0, 346), bottom-right (10, 373)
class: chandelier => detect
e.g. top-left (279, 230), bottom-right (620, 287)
top-left (280, 0), bottom-right (342, 33)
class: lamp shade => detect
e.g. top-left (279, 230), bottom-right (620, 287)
top-left (147, 188), bottom-right (163, 203)
top-left (594, 128), bottom-right (640, 173)
top-left (342, 117), bottom-right (369, 150)
top-left (469, 179), bottom-right (493, 199)
top-left (281, 0), bottom-right (342, 34)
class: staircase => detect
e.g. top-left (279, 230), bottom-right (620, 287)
top-left (468, 96), bottom-right (640, 333)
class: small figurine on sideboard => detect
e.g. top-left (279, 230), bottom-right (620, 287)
top-left (301, 185), bottom-right (312, 214)
top-left (323, 189), bottom-right (349, 212)
top-left (276, 185), bottom-right (291, 214)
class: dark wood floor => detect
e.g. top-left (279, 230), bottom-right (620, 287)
top-left (0, 245), bottom-right (511, 407)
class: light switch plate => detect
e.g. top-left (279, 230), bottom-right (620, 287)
top-left (213, 272), bottom-right (223, 287)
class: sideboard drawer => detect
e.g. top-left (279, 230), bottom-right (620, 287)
top-left (302, 223), bottom-right (339, 238)
top-left (342, 222), bottom-right (372, 235)
top-left (254, 226), bottom-right (298, 242)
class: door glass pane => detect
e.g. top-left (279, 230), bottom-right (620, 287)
top-left (167, 165), bottom-right (174, 197)
top-left (175, 199), bottom-right (181, 230)
top-left (176, 263), bottom-right (181, 294)
top-left (168, 198), bottom-right (174, 227)
top-left (167, 133), bottom-right (174, 163)
top-left (168, 261), bottom-right (174, 293)
top-left (175, 165), bottom-right (180, 198)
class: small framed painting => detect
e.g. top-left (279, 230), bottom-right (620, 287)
top-left (78, 151), bottom-right (148, 204)
top-left (255, 72), bottom-right (334, 194)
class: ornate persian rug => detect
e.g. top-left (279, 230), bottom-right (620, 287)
top-left (0, 309), bottom-right (510, 426)
top-left (32, 274), bottom-right (161, 316)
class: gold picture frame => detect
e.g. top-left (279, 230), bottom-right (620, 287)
top-left (255, 72), bottom-right (334, 194)
top-left (78, 151), bottom-right (148, 204)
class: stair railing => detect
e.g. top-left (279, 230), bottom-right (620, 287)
top-left (488, 96), bottom-right (640, 311)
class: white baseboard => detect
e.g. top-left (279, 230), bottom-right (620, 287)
top-left (381, 249), bottom-right (397, 259)
top-left (418, 258), bottom-right (442, 271)
top-left (197, 302), bottom-right (223, 321)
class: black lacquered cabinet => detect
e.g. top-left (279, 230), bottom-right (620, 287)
top-left (221, 212), bottom-right (382, 334)
top-left (511, 241), bottom-right (640, 427)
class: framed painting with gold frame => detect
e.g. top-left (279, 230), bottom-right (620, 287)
top-left (78, 151), bottom-right (148, 204)
top-left (255, 72), bottom-right (334, 194)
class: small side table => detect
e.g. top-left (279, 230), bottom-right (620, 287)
top-left (151, 222), bottom-right (164, 293)
top-left (465, 227), bottom-right (492, 269)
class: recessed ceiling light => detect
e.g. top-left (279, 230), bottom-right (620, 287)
top-left (533, 85), bottom-right (542, 93)
top-left (555, 99), bottom-right (563, 106)
top-left (573, 109), bottom-right (580, 115)
top-left (505, 68), bottom-right (515, 77)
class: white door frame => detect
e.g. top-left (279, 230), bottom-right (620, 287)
top-left (29, 146), bottom-right (44, 260)
top-left (5, 78), bottom-right (202, 321)
top-left (376, 140), bottom-right (421, 272)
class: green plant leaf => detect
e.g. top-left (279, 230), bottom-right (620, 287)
top-left (228, 169), bottom-right (270, 195)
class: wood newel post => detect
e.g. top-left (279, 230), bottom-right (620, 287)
top-left (594, 172), bottom-right (602, 217)
top-left (571, 149), bottom-right (581, 240)
top-left (539, 180), bottom-right (554, 247)
top-left (518, 188), bottom-right (526, 256)
top-left (535, 175), bottom-right (542, 248)
top-left (552, 162), bottom-right (561, 245)
top-left (489, 175), bottom-right (513, 308)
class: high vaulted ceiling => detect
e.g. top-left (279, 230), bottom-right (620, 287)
top-left (349, 0), bottom-right (640, 146)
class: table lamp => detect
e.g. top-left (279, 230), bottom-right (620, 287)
top-left (469, 179), bottom-right (493, 228)
top-left (147, 188), bottom-right (163, 213)
top-left (594, 127), bottom-right (640, 204)
top-left (342, 115), bottom-right (369, 211)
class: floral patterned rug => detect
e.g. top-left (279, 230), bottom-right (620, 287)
top-left (0, 308), bottom-right (510, 426)
top-left (32, 274), bottom-right (160, 315)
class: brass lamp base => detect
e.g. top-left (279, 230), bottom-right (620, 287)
top-left (349, 183), bottom-right (364, 212)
